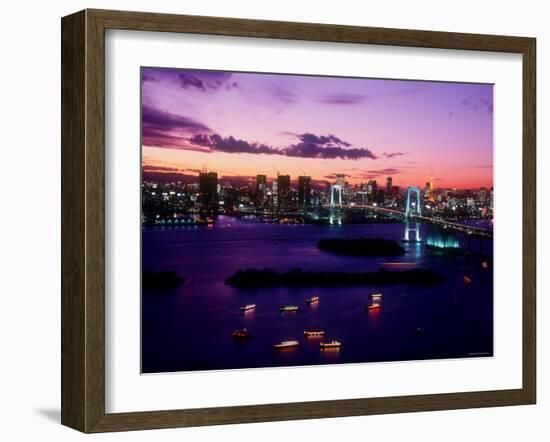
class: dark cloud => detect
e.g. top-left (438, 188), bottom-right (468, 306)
top-left (460, 97), bottom-right (493, 114)
top-left (320, 93), bottom-right (366, 105)
top-left (189, 132), bottom-right (377, 160)
top-left (266, 83), bottom-right (297, 104)
top-left (319, 85), bottom-right (429, 106)
top-left (141, 68), bottom-right (238, 91)
top-left (383, 152), bottom-right (407, 159)
top-left (189, 134), bottom-right (275, 155)
top-left (142, 171), bottom-right (197, 183)
top-left (360, 167), bottom-right (402, 178)
top-left (142, 165), bottom-right (182, 172)
top-left (141, 106), bottom-right (212, 148)
top-left (176, 71), bottom-right (237, 91)
top-left (141, 72), bottom-right (158, 83)
top-left (284, 143), bottom-right (377, 160)
top-left (142, 106), bottom-right (211, 133)
top-left (298, 133), bottom-right (351, 147)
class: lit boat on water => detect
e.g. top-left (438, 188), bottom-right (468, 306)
top-left (320, 340), bottom-right (341, 349)
top-left (304, 330), bottom-right (325, 337)
top-left (381, 262), bottom-right (416, 267)
top-left (280, 305), bottom-right (299, 312)
top-left (305, 296), bottom-right (319, 304)
top-left (366, 303), bottom-right (381, 311)
top-left (240, 304), bottom-right (256, 312)
top-left (370, 293), bottom-right (383, 300)
top-left (232, 328), bottom-right (250, 338)
top-left (274, 340), bottom-right (300, 349)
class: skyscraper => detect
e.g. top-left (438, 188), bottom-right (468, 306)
top-left (479, 187), bottom-right (487, 204)
top-left (335, 174), bottom-right (346, 187)
top-left (298, 175), bottom-right (312, 207)
top-left (384, 177), bottom-right (393, 205)
top-left (277, 174), bottom-right (291, 208)
top-left (256, 174), bottom-right (267, 205)
top-left (424, 177), bottom-right (435, 202)
top-left (198, 171), bottom-right (218, 207)
top-left (366, 179), bottom-right (377, 204)
top-left (385, 176), bottom-right (393, 195)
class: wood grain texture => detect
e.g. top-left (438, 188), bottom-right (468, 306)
top-left (61, 8), bottom-right (537, 433)
top-left (61, 10), bottom-right (86, 432)
top-left (522, 38), bottom-right (536, 403)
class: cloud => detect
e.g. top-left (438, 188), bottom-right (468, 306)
top-left (383, 151), bottom-right (407, 159)
top-left (141, 106), bottom-right (212, 148)
top-left (142, 165), bottom-right (182, 172)
top-left (297, 133), bottom-right (351, 147)
top-left (188, 132), bottom-right (378, 160)
top-left (141, 72), bottom-right (158, 83)
top-left (360, 167), bottom-right (402, 178)
top-left (460, 97), bottom-right (493, 114)
top-left (176, 71), bottom-right (237, 91)
top-left (189, 134), bottom-right (275, 155)
top-left (142, 106), bottom-right (211, 133)
top-left (284, 143), bottom-right (377, 160)
top-left (319, 93), bottom-right (366, 105)
top-left (267, 83), bottom-right (297, 104)
top-left (142, 68), bottom-right (238, 91)
top-left (142, 171), bottom-right (197, 183)
top-left (318, 84), bottom-right (429, 106)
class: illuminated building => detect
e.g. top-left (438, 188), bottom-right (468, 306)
top-left (479, 187), bottom-right (487, 203)
top-left (256, 174), bottom-right (267, 205)
top-left (198, 171), bottom-right (218, 206)
top-left (277, 174), bottom-right (291, 208)
top-left (298, 175), bottom-right (312, 207)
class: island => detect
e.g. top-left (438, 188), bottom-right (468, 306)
top-left (142, 270), bottom-right (186, 290)
top-left (317, 237), bottom-right (405, 257)
top-left (225, 267), bottom-right (446, 288)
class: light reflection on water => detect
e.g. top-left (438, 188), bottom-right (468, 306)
top-left (142, 216), bottom-right (493, 373)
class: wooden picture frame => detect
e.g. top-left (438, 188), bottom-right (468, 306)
top-left (61, 8), bottom-right (536, 433)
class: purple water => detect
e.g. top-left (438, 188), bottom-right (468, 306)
top-left (142, 216), bottom-right (493, 373)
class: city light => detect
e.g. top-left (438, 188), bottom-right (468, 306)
top-left (142, 170), bottom-right (493, 229)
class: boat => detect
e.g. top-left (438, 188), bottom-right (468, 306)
top-left (240, 304), bottom-right (256, 312)
top-left (320, 340), bottom-right (341, 349)
top-left (280, 305), bottom-right (299, 312)
top-left (274, 340), bottom-right (300, 349)
top-left (366, 303), bottom-right (381, 311)
top-left (305, 296), bottom-right (319, 304)
top-left (370, 293), bottom-right (383, 300)
top-left (304, 330), bottom-right (325, 337)
top-left (232, 328), bottom-right (250, 338)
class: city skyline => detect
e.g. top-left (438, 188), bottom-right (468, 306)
top-left (142, 67), bottom-right (493, 189)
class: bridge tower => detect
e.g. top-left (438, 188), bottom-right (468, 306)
top-left (329, 184), bottom-right (343, 225)
top-left (405, 186), bottom-right (422, 218)
top-left (330, 184), bottom-right (343, 207)
top-left (404, 186), bottom-right (422, 242)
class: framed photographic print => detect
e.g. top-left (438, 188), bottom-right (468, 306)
top-left (61, 9), bottom-right (536, 432)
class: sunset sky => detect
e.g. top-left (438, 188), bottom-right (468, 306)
top-left (141, 67), bottom-right (493, 189)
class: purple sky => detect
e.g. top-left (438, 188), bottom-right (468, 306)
top-left (141, 67), bottom-right (493, 189)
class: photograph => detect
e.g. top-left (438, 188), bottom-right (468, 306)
top-left (140, 66), bottom-right (494, 373)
